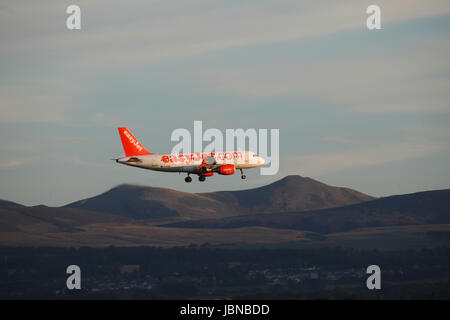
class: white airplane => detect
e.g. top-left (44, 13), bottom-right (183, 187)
top-left (115, 127), bottom-right (265, 182)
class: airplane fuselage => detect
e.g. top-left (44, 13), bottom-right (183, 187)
top-left (115, 127), bottom-right (265, 182)
top-left (116, 151), bottom-right (264, 173)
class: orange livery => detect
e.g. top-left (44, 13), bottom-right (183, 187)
top-left (115, 127), bottom-right (265, 183)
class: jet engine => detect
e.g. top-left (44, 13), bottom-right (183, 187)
top-left (216, 164), bottom-right (235, 175)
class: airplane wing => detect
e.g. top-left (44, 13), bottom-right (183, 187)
top-left (194, 156), bottom-right (217, 172)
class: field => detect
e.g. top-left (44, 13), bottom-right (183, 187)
top-left (212, 224), bottom-right (450, 250)
top-left (0, 224), bottom-right (310, 247)
top-left (2, 221), bottom-right (450, 250)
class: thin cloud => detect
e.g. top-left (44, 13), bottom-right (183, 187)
top-left (56, 156), bottom-right (109, 168)
top-left (1, 1), bottom-right (449, 67)
top-left (0, 159), bottom-right (32, 169)
top-left (0, 80), bottom-right (89, 124)
top-left (188, 36), bottom-right (450, 114)
top-left (284, 141), bottom-right (449, 175)
top-left (0, 0), bottom-right (448, 129)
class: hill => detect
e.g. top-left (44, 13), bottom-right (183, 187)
top-left (65, 175), bottom-right (375, 220)
top-left (203, 175), bottom-right (374, 214)
top-left (0, 182), bottom-right (449, 248)
top-left (0, 199), bottom-right (24, 207)
top-left (163, 189), bottom-right (450, 234)
top-left (0, 204), bottom-right (132, 233)
top-left (0, 198), bottom-right (311, 247)
top-left (65, 184), bottom-right (233, 220)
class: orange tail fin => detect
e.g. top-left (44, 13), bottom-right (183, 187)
top-left (118, 127), bottom-right (152, 157)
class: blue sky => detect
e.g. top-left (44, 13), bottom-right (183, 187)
top-left (1, 1), bottom-right (449, 206)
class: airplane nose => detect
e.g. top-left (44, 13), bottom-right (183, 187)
top-left (259, 157), bottom-right (265, 164)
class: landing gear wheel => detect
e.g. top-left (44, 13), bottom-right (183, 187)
top-left (240, 168), bottom-right (246, 180)
top-left (199, 175), bottom-right (206, 182)
top-left (185, 176), bottom-right (192, 183)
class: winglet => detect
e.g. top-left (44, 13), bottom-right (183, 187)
top-left (118, 127), bottom-right (152, 157)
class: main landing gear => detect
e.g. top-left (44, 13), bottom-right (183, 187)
top-left (184, 170), bottom-right (246, 183)
top-left (184, 174), bottom-right (206, 182)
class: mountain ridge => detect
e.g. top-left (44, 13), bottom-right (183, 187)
top-left (0, 178), bottom-right (449, 247)
top-left (0, 199), bottom-right (24, 207)
top-left (65, 175), bottom-right (375, 219)
top-left (163, 188), bottom-right (450, 234)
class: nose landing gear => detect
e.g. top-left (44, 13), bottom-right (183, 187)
top-left (240, 169), bottom-right (246, 179)
top-left (185, 175), bottom-right (192, 183)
